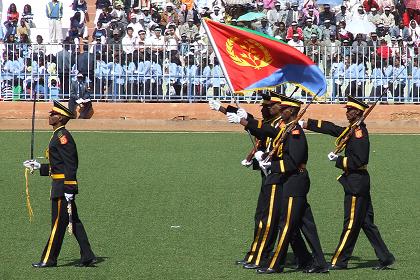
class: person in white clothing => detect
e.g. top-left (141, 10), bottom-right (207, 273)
top-left (288, 33), bottom-right (304, 53)
top-left (122, 27), bottom-right (137, 55)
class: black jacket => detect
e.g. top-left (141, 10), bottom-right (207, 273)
top-left (307, 119), bottom-right (370, 195)
top-left (40, 126), bottom-right (78, 198)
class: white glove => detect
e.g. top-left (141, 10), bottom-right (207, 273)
top-left (23, 160), bottom-right (41, 170)
top-left (64, 193), bottom-right (74, 201)
top-left (298, 120), bottom-right (304, 128)
top-left (259, 160), bottom-right (272, 172)
top-left (209, 99), bottom-right (221, 111)
top-left (254, 151), bottom-right (264, 162)
top-left (76, 98), bottom-right (84, 104)
top-left (237, 108), bottom-right (248, 119)
top-left (328, 152), bottom-right (339, 161)
top-left (241, 159), bottom-right (252, 167)
top-left (227, 112), bottom-right (241, 124)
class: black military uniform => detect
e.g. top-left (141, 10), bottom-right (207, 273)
top-left (222, 95), bottom-right (311, 269)
top-left (306, 96), bottom-right (394, 269)
top-left (33, 101), bottom-right (96, 268)
top-left (245, 96), bottom-right (328, 273)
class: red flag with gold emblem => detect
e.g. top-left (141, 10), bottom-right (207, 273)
top-left (202, 19), bottom-right (326, 95)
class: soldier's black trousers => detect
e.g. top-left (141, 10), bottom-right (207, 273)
top-left (266, 196), bottom-right (308, 270)
top-left (331, 193), bottom-right (393, 267)
top-left (362, 194), bottom-right (394, 264)
top-left (40, 197), bottom-right (95, 265)
top-left (331, 194), bottom-right (368, 267)
top-left (244, 180), bottom-right (311, 267)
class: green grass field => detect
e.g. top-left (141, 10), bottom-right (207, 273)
top-left (1, 131), bottom-right (419, 280)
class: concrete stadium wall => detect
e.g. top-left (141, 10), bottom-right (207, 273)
top-left (1, 102), bottom-right (420, 133)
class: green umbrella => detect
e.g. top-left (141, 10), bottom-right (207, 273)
top-left (237, 12), bottom-right (266, 22)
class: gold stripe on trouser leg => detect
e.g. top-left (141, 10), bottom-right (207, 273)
top-left (332, 196), bottom-right (356, 265)
top-left (255, 185), bottom-right (277, 265)
top-left (269, 197), bottom-right (294, 269)
top-left (42, 198), bottom-right (61, 264)
top-left (247, 221), bottom-right (263, 262)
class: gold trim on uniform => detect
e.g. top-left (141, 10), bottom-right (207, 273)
top-left (64, 181), bottom-right (78, 185)
top-left (343, 157), bottom-right (348, 171)
top-left (257, 120), bottom-right (262, 128)
top-left (43, 198), bottom-right (61, 264)
top-left (247, 220), bottom-right (263, 262)
top-left (317, 120), bottom-right (322, 128)
top-left (332, 196), bottom-right (356, 265)
top-left (280, 101), bottom-right (301, 107)
top-left (269, 197), bottom-right (294, 268)
top-left (51, 174), bottom-right (65, 179)
top-left (346, 102), bottom-right (366, 111)
top-left (255, 184), bottom-right (277, 265)
top-left (279, 160), bottom-right (285, 173)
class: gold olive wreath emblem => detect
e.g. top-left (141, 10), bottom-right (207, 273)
top-left (226, 37), bottom-right (272, 70)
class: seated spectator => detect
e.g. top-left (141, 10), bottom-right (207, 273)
top-left (319, 4), bottom-right (336, 25)
top-left (408, 20), bottom-right (420, 45)
top-left (94, 0), bottom-right (111, 24)
top-left (178, 33), bottom-right (190, 56)
top-left (267, 2), bottom-right (286, 27)
top-left (69, 73), bottom-right (91, 115)
top-left (4, 3), bottom-right (19, 38)
top-left (411, 57), bottom-right (420, 102)
top-left (164, 25), bottom-right (179, 52)
top-left (286, 21), bottom-right (303, 41)
top-left (390, 20), bottom-right (410, 41)
top-left (273, 21), bottom-right (287, 40)
top-left (381, 6), bottom-right (395, 28)
top-left (336, 5), bottom-right (350, 24)
top-left (127, 15), bottom-right (144, 36)
top-left (210, 6), bottom-right (224, 22)
top-left (305, 34), bottom-right (321, 63)
top-left (352, 33), bottom-right (368, 57)
top-left (70, 11), bottom-right (87, 38)
top-left (16, 19), bottom-right (30, 39)
top-left (160, 3), bottom-right (179, 29)
top-left (337, 20), bottom-right (353, 42)
top-left (98, 6), bottom-right (113, 28)
top-left (363, 0), bottom-right (379, 13)
top-left (286, 3), bottom-right (301, 27)
top-left (92, 22), bottom-right (107, 43)
top-left (288, 33), bottom-right (304, 53)
top-left (391, 57), bottom-right (407, 102)
top-left (376, 37), bottom-right (392, 59)
top-left (122, 26), bottom-right (136, 55)
top-left (302, 18), bottom-right (321, 42)
top-left (179, 17), bottom-right (198, 41)
top-left (367, 7), bottom-right (382, 26)
top-left (301, 7), bottom-right (319, 26)
top-left (22, 5), bottom-right (35, 28)
top-left (320, 19), bottom-right (336, 41)
top-left (256, 18), bottom-right (274, 36)
top-left (32, 35), bottom-right (46, 58)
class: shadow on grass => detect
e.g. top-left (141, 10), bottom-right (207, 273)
top-left (58, 256), bottom-right (108, 267)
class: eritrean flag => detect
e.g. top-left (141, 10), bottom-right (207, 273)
top-left (202, 19), bottom-right (327, 95)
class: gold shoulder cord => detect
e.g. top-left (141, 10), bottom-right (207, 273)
top-left (335, 125), bottom-right (351, 149)
top-left (24, 168), bottom-right (34, 222)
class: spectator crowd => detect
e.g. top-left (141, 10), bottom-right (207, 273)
top-left (0, 0), bottom-right (419, 102)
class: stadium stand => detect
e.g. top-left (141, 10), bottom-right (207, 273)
top-left (0, 0), bottom-right (419, 103)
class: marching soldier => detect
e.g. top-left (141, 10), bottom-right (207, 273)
top-left (209, 94), bottom-right (313, 270)
top-left (226, 95), bottom-right (328, 273)
top-left (23, 100), bottom-right (96, 268)
top-left (302, 96), bottom-right (395, 270)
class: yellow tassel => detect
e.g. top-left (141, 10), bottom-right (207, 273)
top-left (25, 168), bottom-right (34, 222)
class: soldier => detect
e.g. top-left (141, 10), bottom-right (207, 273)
top-left (227, 95), bottom-right (328, 273)
top-left (209, 94), bottom-right (313, 270)
top-left (302, 96), bottom-right (395, 270)
top-left (23, 100), bottom-right (96, 268)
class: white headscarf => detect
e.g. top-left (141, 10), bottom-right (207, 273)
top-left (408, 20), bottom-right (420, 44)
